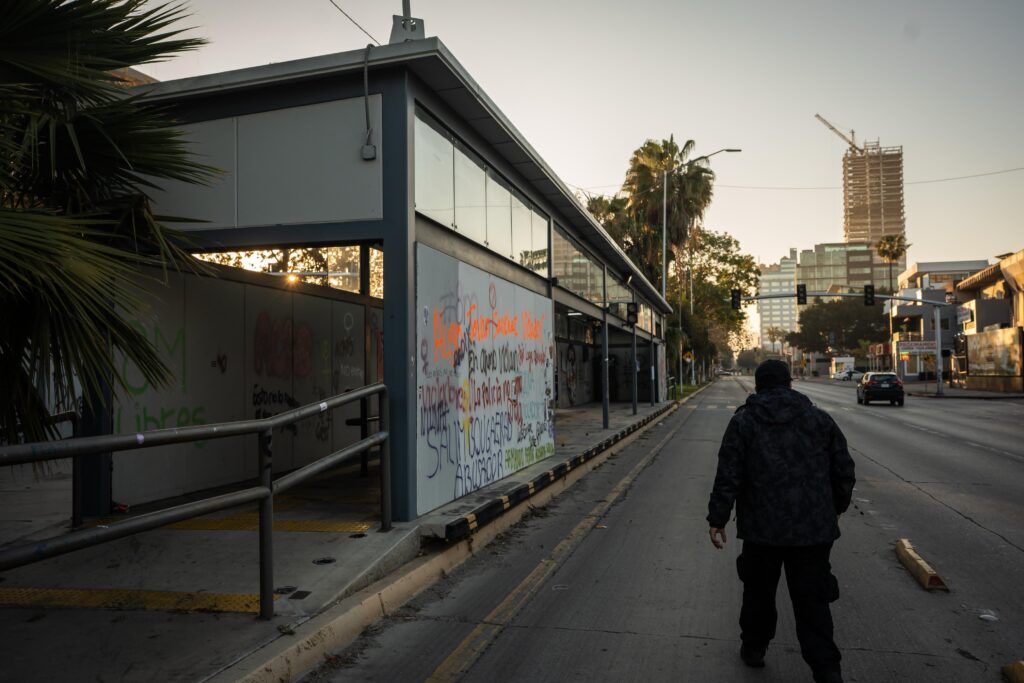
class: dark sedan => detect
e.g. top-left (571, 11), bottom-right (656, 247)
top-left (857, 372), bottom-right (905, 406)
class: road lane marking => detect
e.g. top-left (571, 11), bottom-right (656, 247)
top-left (426, 402), bottom-right (695, 682)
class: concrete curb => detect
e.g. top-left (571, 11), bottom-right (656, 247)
top-left (906, 391), bottom-right (1024, 400)
top-left (437, 398), bottom-right (685, 542)
top-left (895, 538), bottom-right (949, 591)
top-left (212, 384), bottom-right (713, 682)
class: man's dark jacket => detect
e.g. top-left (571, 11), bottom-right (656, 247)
top-left (707, 387), bottom-right (856, 546)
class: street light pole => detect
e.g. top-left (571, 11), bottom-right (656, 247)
top-left (933, 305), bottom-right (944, 396)
top-left (658, 147), bottom-right (740, 386)
top-left (662, 169), bottom-right (668, 300)
top-left (661, 147), bottom-right (741, 307)
top-left (689, 257), bottom-right (695, 387)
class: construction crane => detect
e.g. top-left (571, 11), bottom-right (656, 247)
top-left (815, 113), bottom-right (862, 153)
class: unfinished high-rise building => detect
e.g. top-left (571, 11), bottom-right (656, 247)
top-left (842, 141), bottom-right (905, 245)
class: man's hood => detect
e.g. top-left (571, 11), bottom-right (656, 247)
top-left (741, 387), bottom-right (814, 424)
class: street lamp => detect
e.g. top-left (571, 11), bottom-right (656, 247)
top-left (662, 147), bottom-right (741, 386)
top-left (662, 148), bottom-right (742, 299)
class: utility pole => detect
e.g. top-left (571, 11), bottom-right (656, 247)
top-left (662, 168), bottom-right (668, 300)
top-left (689, 248), bottom-right (696, 387)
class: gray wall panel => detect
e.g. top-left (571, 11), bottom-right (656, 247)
top-left (237, 96), bottom-right (383, 226)
top-left (148, 118), bottom-right (236, 229)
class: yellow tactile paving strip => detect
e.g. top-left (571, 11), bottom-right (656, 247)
top-left (0, 586), bottom-right (274, 613)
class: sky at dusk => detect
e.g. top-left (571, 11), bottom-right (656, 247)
top-left (140, 0), bottom-right (1023, 273)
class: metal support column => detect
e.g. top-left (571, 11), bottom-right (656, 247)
top-left (379, 390), bottom-right (392, 531)
top-left (257, 430), bottom-right (274, 620)
top-left (631, 315), bottom-right (638, 416)
top-left (70, 414), bottom-right (82, 528)
top-left (602, 265), bottom-right (610, 429)
top-left (934, 306), bottom-right (944, 395)
top-left (650, 335), bottom-right (656, 407)
top-left (360, 245), bottom-right (372, 477)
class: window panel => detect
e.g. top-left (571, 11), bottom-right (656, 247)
top-left (528, 209), bottom-right (549, 276)
top-left (369, 246), bottom-right (384, 298)
top-left (486, 171), bottom-right (512, 259)
top-left (414, 116), bottom-right (454, 227)
top-left (326, 246), bottom-right (360, 293)
top-left (511, 192), bottom-right (531, 262)
top-left (454, 145), bottom-right (486, 244)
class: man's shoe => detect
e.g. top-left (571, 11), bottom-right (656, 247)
top-left (813, 670), bottom-right (843, 683)
top-left (740, 644), bottom-right (766, 668)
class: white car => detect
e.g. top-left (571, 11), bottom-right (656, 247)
top-left (833, 369), bottom-right (864, 381)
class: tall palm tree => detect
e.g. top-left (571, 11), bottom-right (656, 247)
top-left (622, 136), bottom-right (715, 256)
top-left (765, 326), bottom-right (786, 353)
top-left (875, 234), bottom-right (911, 293)
top-left (0, 0), bottom-right (212, 442)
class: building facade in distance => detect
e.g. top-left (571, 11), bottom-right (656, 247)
top-left (888, 260), bottom-right (989, 379)
top-left (796, 242), bottom-right (893, 295)
top-left (757, 248), bottom-right (798, 351)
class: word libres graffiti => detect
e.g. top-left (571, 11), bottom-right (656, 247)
top-left (416, 245), bottom-right (555, 515)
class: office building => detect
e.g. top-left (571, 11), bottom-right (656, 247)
top-left (757, 249), bottom-right (798, 351)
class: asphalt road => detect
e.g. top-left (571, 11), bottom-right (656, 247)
top-left (304, 379), bottom-right (1024, 682)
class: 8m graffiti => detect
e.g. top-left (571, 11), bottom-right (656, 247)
top-left (117, 323), bottom-right (206, 435)
top-left (417, 246), bottom-right (555, 513)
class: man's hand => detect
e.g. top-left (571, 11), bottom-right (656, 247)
top-left (709, 527), bottom-right (727, 549)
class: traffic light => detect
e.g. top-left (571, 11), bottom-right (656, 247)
top-left (864, 284), bottom-right (875, 306)
top-left (730, 289), bottom-right (742, 310)
top-left (626, 302), bottom-right (638, 326)
top-left (797, 284), bottom-right (807, 305)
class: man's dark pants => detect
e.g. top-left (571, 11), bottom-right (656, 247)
top-left (737, 541), bottom-right (841, 675)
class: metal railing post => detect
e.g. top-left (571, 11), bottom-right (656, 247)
top-left (70, 414), bottom-right (82, 529)
top-left (258, 429), bottom-right (274, 620)
top-left (379, 389), bottom-right (392, 532)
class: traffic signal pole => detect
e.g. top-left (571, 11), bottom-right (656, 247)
top-left (740, 291), bottom-right (950, 394)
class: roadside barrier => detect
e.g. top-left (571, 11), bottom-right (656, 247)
top-left (0, 382), bottom-right (391, 619)
top-left (895, 538), bottom-right (949, 591)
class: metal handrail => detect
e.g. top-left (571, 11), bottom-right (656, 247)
top-left (0, 382), bottom-right (391, 619)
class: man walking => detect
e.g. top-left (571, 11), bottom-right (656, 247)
top-left (707, 359), bottom-right (856, 683)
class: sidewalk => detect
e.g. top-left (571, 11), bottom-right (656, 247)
top-left (0, 396), bottom-right (690, 682)
top-left (905, 384), bottom-right (1024, 399)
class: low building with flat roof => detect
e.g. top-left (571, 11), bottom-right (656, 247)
top-left (84, 37), bottom-right (673, 521)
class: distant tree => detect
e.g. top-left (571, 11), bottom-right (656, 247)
top-left (765, 326), bottom-right (787, 353)
top-left (875, 234), bottom-right (911, 292)
top-left (736, 348), bottom-right (766, 370)
top-left (785, 297), bottom-right (889, 355)
top-left (0, 0), bottom-right (211, 442)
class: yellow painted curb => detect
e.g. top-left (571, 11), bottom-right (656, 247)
top-left (0, 586), bottom-right (273, 613)
top-left (895, 539), bottom-right (949, 591)
top-left (1003, 661), bottom-right (1024, 683)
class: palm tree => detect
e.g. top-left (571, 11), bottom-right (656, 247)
top-left (622, 136), bottom-right (715, 259)
top-left (875, 234), bottom-right (911, 293)
top-left (0, 0), bottom-right (212, 442)
top-left (765, 326), bottom-right (786, 353)
top-left (586, 194), bottom-right (660, 286)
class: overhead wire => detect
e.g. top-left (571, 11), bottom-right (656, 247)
top-left (327, 0), bottom-right (382, 46)
top-left (572, 165), bottom-right (1024, 194)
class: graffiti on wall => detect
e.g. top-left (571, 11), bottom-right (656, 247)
top-left (416, 245), bottom-right (555, 515)
top-left (116, 321), bottom-right (208, 434)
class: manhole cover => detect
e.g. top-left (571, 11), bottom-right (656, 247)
top-left (349, 533), bottom-right (367, 539)
top-left (274, 585), bottom-right (297, 595)
top-left (313, 557), bottom-right (336, 565)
